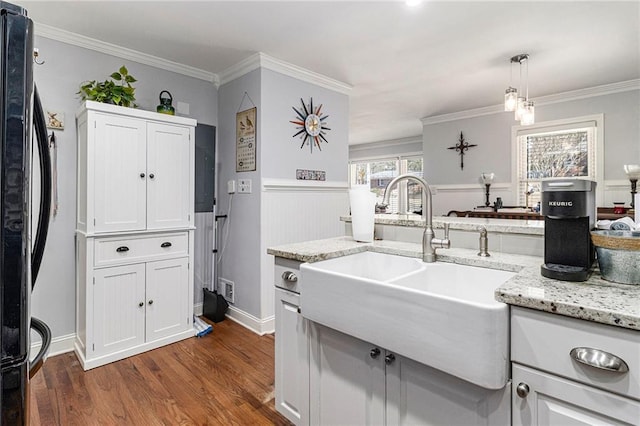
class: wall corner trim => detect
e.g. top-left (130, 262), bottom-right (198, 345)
top-left (421, 79), bottom-right (640, 125)
top-left (34, 23), bottom-right (217, 84)
top-left (218, 52), bottom-right (352, 95)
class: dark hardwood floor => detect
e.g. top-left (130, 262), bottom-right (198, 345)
top-left (29, 318), bottom-right (292, 425)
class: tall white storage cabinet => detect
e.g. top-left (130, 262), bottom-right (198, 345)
top-left (75, 101), bottom-right (196, 370)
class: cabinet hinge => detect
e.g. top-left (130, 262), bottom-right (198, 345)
top-left (93, 218), bottom-right (96, 225)
top-left (94, 121), bottom-right (96, 128)
top-left (92, 343), bottom-right (95, 351)
top-left (93, 277), bottom-right (95, 285)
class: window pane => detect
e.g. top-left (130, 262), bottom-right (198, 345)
top-left (526, 131), bottom-right (589, 179)
top-left (369, 160), bottom-right (398, 207)
top-left (406, 157), bottom-right (424, 214)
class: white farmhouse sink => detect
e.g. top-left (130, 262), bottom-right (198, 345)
top-left (300, 252), bottom-right (515, 390)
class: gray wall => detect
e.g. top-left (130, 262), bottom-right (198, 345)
top-left (217, 67), bottom-right (349, 322)
top-left (32, 35), bottom-right (217, 342)
top-left (423, 90), bottom-right (640, 186)
top-left (217, 68), bottom-right (263, 317)
top-left (261, 69), bottom-right (349, 181)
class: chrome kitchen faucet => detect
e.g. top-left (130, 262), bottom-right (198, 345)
top-left (382, 174), bottom-right (450, 262)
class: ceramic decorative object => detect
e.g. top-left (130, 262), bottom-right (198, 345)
top-left (157, 90), bottom-right (175, 115)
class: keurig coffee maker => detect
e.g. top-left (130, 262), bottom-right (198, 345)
top-left (540, 179), bottom-right (596, 281)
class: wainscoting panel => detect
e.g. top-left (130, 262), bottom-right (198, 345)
top-left (262, 180), bottom-right (350, 247)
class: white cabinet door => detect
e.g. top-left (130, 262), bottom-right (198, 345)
top-left (146, 123), bottom-right (191, 230)
top-left (275, 288), bottom-right (309, 426)
top-left (386, 354), bottom-right (511, 426)
top-left (145, 257), bottom-right (189, 341)
top-left (93, 114), bottom-right (147, 232)
top-left (309, 323), bottom-right (385, 426)
top-left (93, 263), bottom-right (146, 356)
top-left (512, 364), bottom-right (640, 426)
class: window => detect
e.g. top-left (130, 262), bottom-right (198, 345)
top-left (514, 115), bottom-right (603, 207)
top-left (349, 156), bottom-right (423, 214)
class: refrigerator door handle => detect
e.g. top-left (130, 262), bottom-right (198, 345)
top-left (28, 316), bottom-right (51, 379)
top-left (31, 85), bottom-right (52, 286)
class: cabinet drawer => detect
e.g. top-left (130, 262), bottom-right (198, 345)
top-left (511, 306), bottom-right (640, 400)
top-left (275, 257), bottom-right (302, 293)
top-left (94, 232), bottom-right (188, 267)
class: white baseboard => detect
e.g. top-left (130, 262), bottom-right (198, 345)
top-left (194, 302), bottom-right (203, 316)
top-left (197, 302), bottom-right (275, 335)
top-left (31, 333), bottom-right (75, 359)
top-left (225, 306), bottom-right (275, 336)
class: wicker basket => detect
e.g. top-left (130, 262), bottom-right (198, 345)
top-left (590, 230), bottom-right (640, 285)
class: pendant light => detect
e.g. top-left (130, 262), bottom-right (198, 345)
top-left (505, 53), bottom-right (534, 125)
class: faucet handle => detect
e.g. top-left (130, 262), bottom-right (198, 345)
top-left (432, 223), bottom-right (451, 249)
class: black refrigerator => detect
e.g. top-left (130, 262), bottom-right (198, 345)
top-left (0, 2), bottom-right (52, 424)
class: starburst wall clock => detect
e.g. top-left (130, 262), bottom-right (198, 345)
top-left (290, 97), bottom-right (330, 153)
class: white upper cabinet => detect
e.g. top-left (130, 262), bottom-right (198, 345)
top-left (93, 114), bottom-right (147, 232)
top-left (146, 123), bottom-right (191, 230)
top-left (76, 101), bottom-right (196, 235)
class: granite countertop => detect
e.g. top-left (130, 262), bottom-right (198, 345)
top-left (341, 214), bottom-right (545, 236)
top-left (267, 236), bottom-right (640, 331)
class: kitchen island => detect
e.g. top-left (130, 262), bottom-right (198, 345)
top-left (269, 217), bottom-right (640, 425)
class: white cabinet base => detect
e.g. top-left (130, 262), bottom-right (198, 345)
top-left (73, 329), bottom-right (193, 371)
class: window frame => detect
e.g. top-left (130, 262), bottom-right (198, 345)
top-left (348, 154), bottom-right (424, 215)
top-left (511, 114), bottom-right (604, 207)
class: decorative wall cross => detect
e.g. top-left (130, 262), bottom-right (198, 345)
top-left (447, 131), bottom-right (477, 170)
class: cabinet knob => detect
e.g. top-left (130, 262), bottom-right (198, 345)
top-left (161, 242), bottom-right (172, 248)
top-left (148, 300), bottom-right (154, 305)
top-left (149, 173), bottom-right (155, 179)
top-left (140, 173), bottom-right (145, 178)
top-left (138, 302), bottom-right (144, 307)
top-left (384, 353), bottom-right (396, 365)
top-left (116, 246), bottom-right (130, 253)
top-left (281, 271), bottom-right (298, 283)
top-left (516, 382), bottom-right (530, 398)
top-left (296, 307), bottom-right (301, 314)
top-left (370, 348), bottom-right (381, 359)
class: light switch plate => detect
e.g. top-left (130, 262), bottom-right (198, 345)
top-left (177, 101), bottom-right (190, 115)
top-left (238, 179), bottom-right (252, 194)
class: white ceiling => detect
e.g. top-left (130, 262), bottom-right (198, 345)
top-left (20, 1), bottom-right (640, 145)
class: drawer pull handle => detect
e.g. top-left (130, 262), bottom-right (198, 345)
top-left (116, 246), bottom-right (130, 253)
top-left (282, 271), bottom-right (298, 283)
top-left (569, 347), bottom-right (629, 373)
top-left (161, 242), bottom-right (172, 248)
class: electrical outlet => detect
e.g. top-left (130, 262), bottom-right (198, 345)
top-left (227, 180), bottom-right (236, 194)
top-left (218, 278), bottom-right (235, 303)
top-left (238, 179), bottom-right (252, 193)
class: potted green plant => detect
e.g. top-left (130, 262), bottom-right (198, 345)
top-left (78, 65), bottom-right (137, 107)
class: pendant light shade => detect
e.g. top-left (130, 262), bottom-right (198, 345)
top-left (505, 53), bottom-right (534, 125)
top-left (504, 87), bottom-right (518, 111)
top-left (520, 101), bottom-right (535, 125)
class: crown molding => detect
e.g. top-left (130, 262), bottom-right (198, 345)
top-left (349, 136), bottom-right (423, 153)
top-left (218, 52), bottom-right (352, 95)
top-left (34, 23), bottom-right (218, 85)
top-left (421, 79), bottom-right (640, 126)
